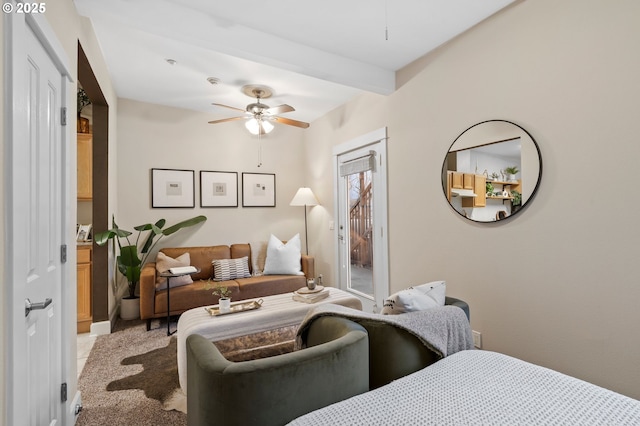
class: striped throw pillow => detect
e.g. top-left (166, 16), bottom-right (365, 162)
top-left (212, 256), bottom-right (251, 281)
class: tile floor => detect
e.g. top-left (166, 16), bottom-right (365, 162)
top-left (77, 333), bottom-right (97, 378)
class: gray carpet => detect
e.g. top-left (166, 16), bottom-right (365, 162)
top-left (76, 319), bottom-right (186, 426)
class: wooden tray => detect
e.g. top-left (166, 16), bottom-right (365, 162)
top-left (205, 299), bottom-right (263, 316)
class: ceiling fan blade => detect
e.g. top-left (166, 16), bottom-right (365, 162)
top-left (266, 104), bottom-right (295, 115)
top-left (208, 116), bottom-right (246, 124)
top-left (211, 103), bottom-right (246, 113)
top-left (272, 116), bottom-right (310, 129)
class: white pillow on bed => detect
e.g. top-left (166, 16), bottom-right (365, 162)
top-left (381, 280), bottom-right (446, 315)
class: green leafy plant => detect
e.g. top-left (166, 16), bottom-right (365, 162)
top-left (94, 215), bottom-right (207, 298)
top-left (504, 166), bottom-right (519, 175)
top-left (510, 189), bottom-right (522, 206)
top-left (486, 182), bottom-right (494, 194)
top-left (203, 279), bottom-right (232, 299)
top-left (77, 87), bottom-right (91, 116)
top-left (490, 172), bottom-right (500, 180)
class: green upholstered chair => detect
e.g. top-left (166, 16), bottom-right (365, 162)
top-left (186, 316), bottom-right (369, 426)
top-left (364, 296), bottom-right (470, 389)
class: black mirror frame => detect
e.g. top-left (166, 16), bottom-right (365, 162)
top-left (442, 119), bottom-right (543, 223)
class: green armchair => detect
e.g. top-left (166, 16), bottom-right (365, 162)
top-left (186, 316), bottom-right (369, 426)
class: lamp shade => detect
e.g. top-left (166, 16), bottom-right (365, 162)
top-left (290, 187), bottom-right (319, 206)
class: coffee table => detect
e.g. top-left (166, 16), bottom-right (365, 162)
top-left (176, 287), bottom-right (362, 393)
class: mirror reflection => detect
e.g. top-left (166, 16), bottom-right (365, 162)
top-left (442, 120), bottom-right (542, 222)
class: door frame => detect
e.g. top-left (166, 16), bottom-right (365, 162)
top-left (4, 7), bottom-right (76, 424)
top-left (333, 127), bottom-right (389, 312)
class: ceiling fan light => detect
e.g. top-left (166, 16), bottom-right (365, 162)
top-left (245, 118), bottom-right (261, 135)
top-left (261, 120), bottom-right (274, 134)
top-left (245, 117), bottom-right (274, 135)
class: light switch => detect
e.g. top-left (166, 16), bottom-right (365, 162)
top-left (329, 221), bottom-right (335, 230)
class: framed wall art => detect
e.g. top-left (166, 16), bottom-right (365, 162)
top-left (242, 172), bottom-right (276, 207)
top-left (151, 168), bottom-right (195, 208)
top-left (200, 171), bottom-right (238, 207)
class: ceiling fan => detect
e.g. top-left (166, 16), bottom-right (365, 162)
top-left (208, 85), bottom-right (310, 135)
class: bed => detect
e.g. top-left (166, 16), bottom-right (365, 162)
top-left (288, 350), bottom-right (640, 425)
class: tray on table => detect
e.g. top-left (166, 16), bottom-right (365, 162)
top-left (205, 299), bottom-right (263, 316)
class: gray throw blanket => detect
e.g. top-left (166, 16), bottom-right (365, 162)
top-left (296, 303), bottom-right (474, 358)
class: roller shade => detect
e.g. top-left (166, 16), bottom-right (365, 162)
top-left (339, 151), bottom-right (376, 177)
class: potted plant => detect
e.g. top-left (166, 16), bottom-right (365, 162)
top-left (77, 87), bottom-right (91, 133)
top-left (204, 280), bottom-right (232, 312)
top-left (510, 189), bottom-right (522, 207)
top-left (504, 166), bottom-right (519, 182)
top-left (486, 182), bottom-right (494, 196)
top-left (94, 214), bottom-right (207, 319)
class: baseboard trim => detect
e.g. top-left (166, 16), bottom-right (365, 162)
top-left (90, 320), bottom-right (111, 336)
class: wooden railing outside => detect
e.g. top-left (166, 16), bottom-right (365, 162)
top-left (349, 178), bottom-right (373, 268)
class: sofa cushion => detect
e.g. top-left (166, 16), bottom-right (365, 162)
top-left (212, 256), bottom-right (252, 281)
top-left (161, 246), bottom-right (231, 281)
top-left (155, 252), bottom-right (193, 290)
top-left (263, 234), bottom-right (304, 276)
top-left (381, 281), bottom-right (446, 315)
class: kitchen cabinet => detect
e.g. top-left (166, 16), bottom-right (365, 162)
top-left (77, 133), bottom-right (92, 200)
top-left (77, 245), bottom-right (92, 333)
top-left (462, 174), bottom-right (487, 208)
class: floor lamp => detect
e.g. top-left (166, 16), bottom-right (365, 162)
top-left (290, 187), bottom-right (319, 255)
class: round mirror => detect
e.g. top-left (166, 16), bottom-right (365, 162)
top-left (442, 120), bottom-right (542, 222)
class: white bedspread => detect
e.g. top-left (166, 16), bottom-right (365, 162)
top-left (289, 350), bottom-right (640, 425)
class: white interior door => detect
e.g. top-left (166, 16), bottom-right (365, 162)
top-left (334, 128), bottom-right (389, 313)
top-left (6, 9), bottom-right (70, 426)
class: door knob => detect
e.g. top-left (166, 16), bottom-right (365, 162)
top-left (25, 298), bottom-right (52, 317)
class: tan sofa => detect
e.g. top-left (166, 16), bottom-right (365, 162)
top-left (140, 244), bottom-right (314, 330)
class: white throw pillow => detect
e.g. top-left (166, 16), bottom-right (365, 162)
top-left (155, 252), bottom-right (193, 290)
top-left (381, 280), bottom-right (446, 315)
top-left (262, 234), bottom-right (304, 276)
top-left (250, 241), bottom-right (268, 276)
top-left (212, 256), bottom-right (252, 281)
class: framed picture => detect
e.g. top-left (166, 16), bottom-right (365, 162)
top-left (76, 224), bottom-right (92, 242)
top-left (151, 168), bottom-right (195, 208)
top-left (242, 172), bottom-right (276, 207)
top-left (200, 171), bottom-right (238, 207)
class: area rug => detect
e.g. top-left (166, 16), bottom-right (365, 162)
top-left (76, 319), bottom-right (186, 426)
top-left (76, 318), bottom-right (298, 425)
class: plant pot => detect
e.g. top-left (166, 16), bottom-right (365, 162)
top-left (77, 116), bottom-right (90, 133)
top-left (120, 296), bottom-right (140, 320)
top-left (219, 297), bottom-right (231, 313)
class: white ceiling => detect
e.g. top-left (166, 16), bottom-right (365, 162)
top-left (74, 0), bottom-right (516, 125)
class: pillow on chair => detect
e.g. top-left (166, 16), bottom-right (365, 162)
top-left (381, 280), bottom-right (446, 315)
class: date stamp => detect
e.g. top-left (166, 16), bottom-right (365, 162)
top-left (3, 2), bottom-right (46, 13)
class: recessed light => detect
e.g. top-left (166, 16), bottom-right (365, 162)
top-left (207, 77), bottom-right (220, 85)
top-left (165, 59), bottom-right (177, 65)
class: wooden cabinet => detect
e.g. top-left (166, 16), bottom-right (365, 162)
top-left (77, 245), bottom-right (92, 333)
top-left (463, 173), bottom-right (474, 190)
top-left (462, 175), bottom-right (487, 208)
top-left (451, 172), bottom-right (463, 189)
top-left (77, 133), bottom-right (92, 200)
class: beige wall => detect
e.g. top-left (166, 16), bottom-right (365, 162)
top-left (306, 0), bottom-right (640, 399)
top-left (116, 98), bottom-right (309, 267)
